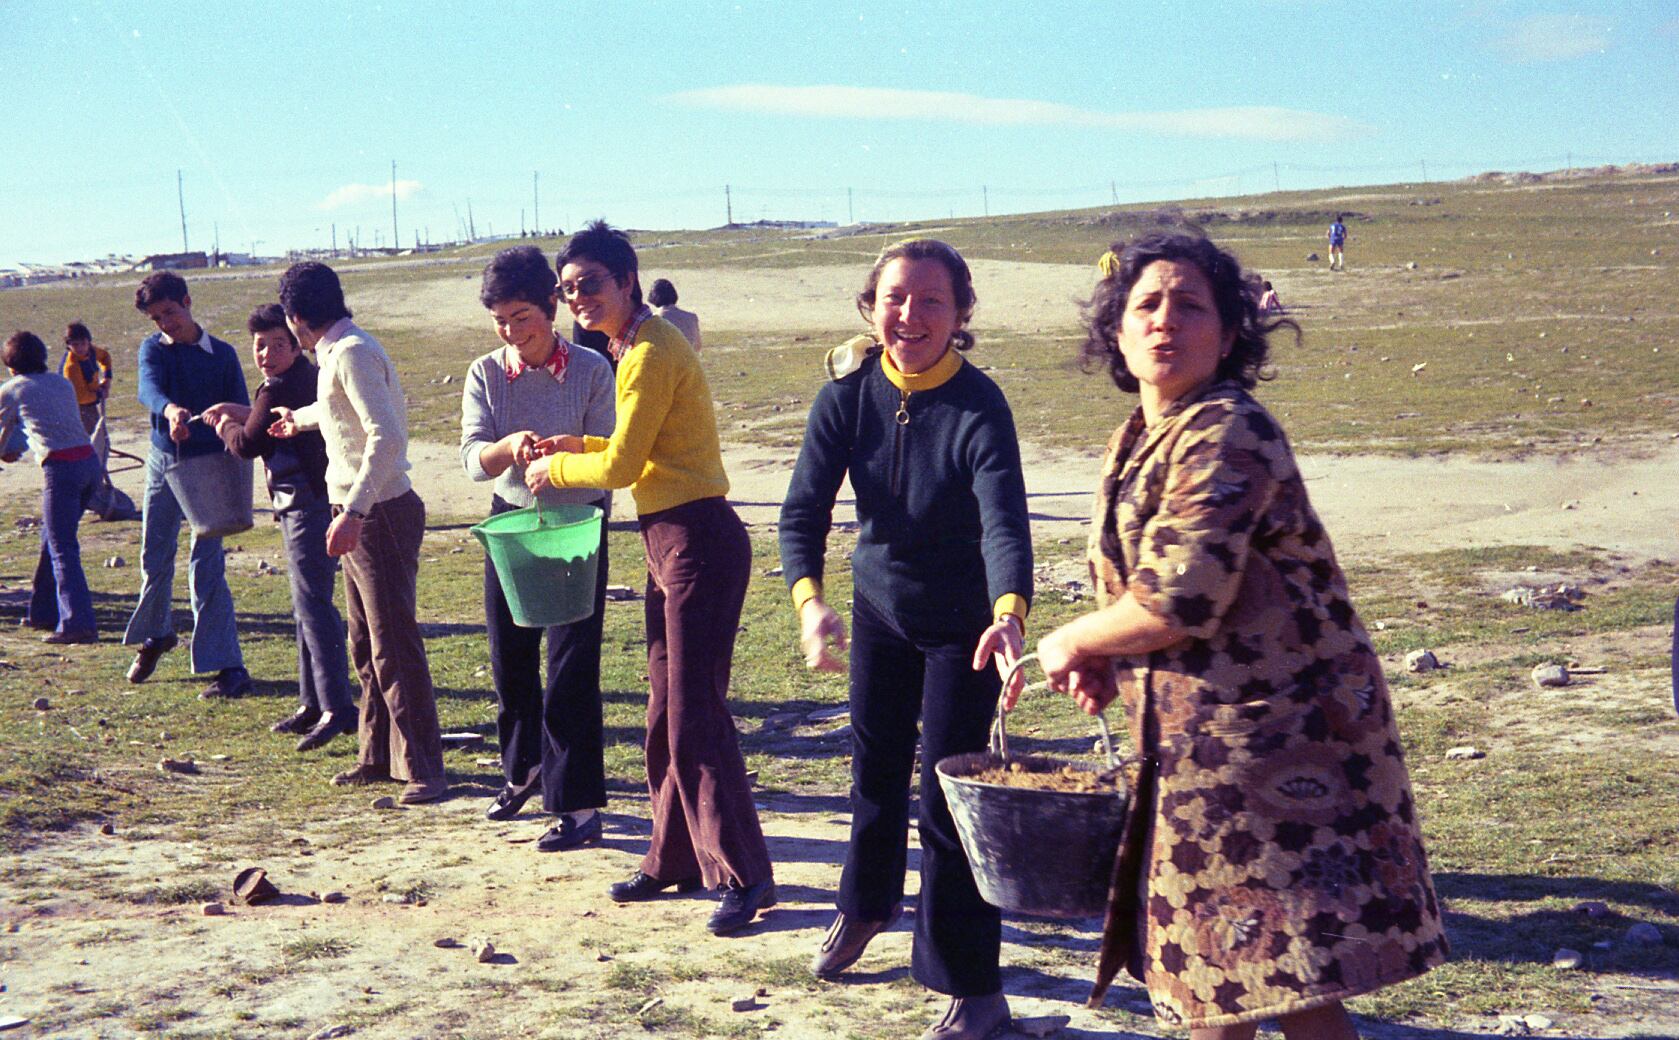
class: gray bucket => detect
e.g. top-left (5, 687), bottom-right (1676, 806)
top-left (936, 654), bottom-right (1131, 919)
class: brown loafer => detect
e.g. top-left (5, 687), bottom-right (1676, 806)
top-left (921, 993), bottom-right (1010, 1040)
top-left (330, 764), bottom-right (393, 787)
top-left (811, 907), bottom-right (901, 978)
top-left (399, 777), bottom-right (448, 804)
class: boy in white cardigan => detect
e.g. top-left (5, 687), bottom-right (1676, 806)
top-left (270, 262), bottom-right (446, 804)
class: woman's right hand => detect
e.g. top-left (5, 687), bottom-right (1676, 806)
top-left (799, 598), bottom-right (848, 672)
top-left (505, 431), bottom-right (540, 466)
top-left (529, 434), bottom-right (585, 458)
top-left (1037, 628), bottom-right (1118, 716)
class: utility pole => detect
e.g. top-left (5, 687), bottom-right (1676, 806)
top-left (533, 171), bottom-right (540, 234)
top-left (847, 187), bottom-right (854, 224)
top-left (391, 160), bottom-right (400, 250)
top-left (521, 209), bottom-right (526, 237)
top-left (467, 199), bottom-right (477, 241)
top-left (725, 184), bottom-right (733, 225)
top-left (982, 185), bottom-right (989, 217)
top-left (1111, 180), bottom-right (1118, 204)
top-left (331, 223), bottom-right (338, 255)
top-left (177, 170), bottom-right (189, 251)
top-left (1273, 162), bottom-right (1281, 193)
top-left (1420, 159), bottom-right (1429, 183)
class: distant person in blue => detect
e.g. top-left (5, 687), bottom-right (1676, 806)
top-left (0, 331), bottom-right (101, 643)
top-left (123, 271), bottom-right (255, 700)
top-left (1327, 214), bottom-right (1348, 271)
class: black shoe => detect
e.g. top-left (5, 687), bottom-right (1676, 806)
top-left (126, 634), bottom-right (178, 684)
top-left (485, 781), bottom-right (540, 821)
top-left (295, 712), bottom-right (352, 752)
top-left (200, 667), bottom-right (254, 700)
top-left (707, 878), bottom-right (777, 935)
top-left (272, 708), bottom-right (322, 735)
top-left (812, 907), bottom-right (902, 977)
top-left (608, 870), bottom-right (704, 903)
top-left (536, 811), bottom-right (602, 852)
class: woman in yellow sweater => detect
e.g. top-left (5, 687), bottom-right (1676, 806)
top-left (525, 221), bottom-right (775, 935)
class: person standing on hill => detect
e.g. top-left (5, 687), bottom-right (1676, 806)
top-left (269, 262), bottom-right (447, 804)
top-left (647, 278), bottom-right (702, 352)
top-left (1327, 214), bottom-right (1348, 271)
top-left (60, 322), bottom-right (112, 435)
top-left (1, 331), bottom-right (101, 644)
top-left (463, 246), bottom-right (616, 848)
top-left (123, 272), bottom-right (254, 699)
top-left (524, 221), bottom-right (775, 935)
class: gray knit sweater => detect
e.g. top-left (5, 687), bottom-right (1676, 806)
top-left (459, 343), bottom-right (616, 509)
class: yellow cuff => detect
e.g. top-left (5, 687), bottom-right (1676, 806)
top-left (582, 435), bottom-right (609, 453)
top-left (545, 453), bottom-right (565, 488)
top-left (791, 577), bottom-right (823, 613)
top-left (993, 594), bottom-right (1029, 630)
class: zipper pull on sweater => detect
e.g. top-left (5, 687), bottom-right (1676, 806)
top-left (895, 387), bottom-right (911, 426)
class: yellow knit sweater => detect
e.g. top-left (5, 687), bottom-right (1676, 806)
top-left (545, 315), bottom-right (729, 515)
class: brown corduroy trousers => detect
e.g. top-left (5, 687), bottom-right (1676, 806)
top-left (638, 497), bottom-right (773, 889)
top-left (341, 489), bottom-right (444, 782)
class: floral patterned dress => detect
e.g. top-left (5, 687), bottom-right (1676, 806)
top-left (1087, 381), bottom-right (1447, 1029)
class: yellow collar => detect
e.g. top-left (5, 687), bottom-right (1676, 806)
top-left (880, 346), bottom-right (963, 391)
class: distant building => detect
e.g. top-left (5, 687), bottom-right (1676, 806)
top-left (135, 251), bottom-right (209, 271)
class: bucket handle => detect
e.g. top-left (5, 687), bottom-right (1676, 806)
top-left (992, 653), bottom-right (1117, 770)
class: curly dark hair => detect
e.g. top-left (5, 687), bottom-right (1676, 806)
top-left (278, 261), bottom-right (352, 329)
top-left (480, 246), bottom-right (559, 319)
top-left (1079, 231), bottom-right (1297, 393)
top-left (555, 220), bottom-right (641, 307)
top-left (856, 239), bottom-right (977, 352)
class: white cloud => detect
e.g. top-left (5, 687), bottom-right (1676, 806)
top-left (666, 84), bottom-right (1369, 142)
top-left (318, 179), bottom-right (423, 211)
top-left (1492, 13), bottom-right (1612, 62)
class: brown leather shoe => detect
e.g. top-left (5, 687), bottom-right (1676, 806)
top-left (921, 993), bottom-right (1009, 1040)
top-left (811, 908), bottom-right (901, 978)
top-left (399, 777), bottom-right (448, 804)
top-left (330, 764), bottom-right (393, 787)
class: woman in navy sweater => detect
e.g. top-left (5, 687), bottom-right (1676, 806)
top-left (779, 240), bottom-right (1032, 1040)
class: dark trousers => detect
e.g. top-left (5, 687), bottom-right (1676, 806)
top-left (279, 501), bottom-right (354, 717)
top-left (341, 490), bottom-right (444, 782)
top-left (638, 497), bottom-right (772, 889)
top-left (484, 495), bottom-right (608, 812)
top-left (28, 455), bottom-right (99, 635)
top-left (1671, 595), bottom-right (1678, 717)
top-left (840, 592), bottom-right (1002, 997)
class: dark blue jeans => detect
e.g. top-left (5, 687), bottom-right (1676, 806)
top-left (279, 500), bottom-right (354, 717)
top-left (28, 454), bottom-right (99, 635)
top-left (840, 592), bottom-right (1002, 997)
top-left (484, 495), bottom-right (609, 812)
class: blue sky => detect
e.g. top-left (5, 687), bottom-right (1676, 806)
top-left (1, 0), bottom-right (1674, 265)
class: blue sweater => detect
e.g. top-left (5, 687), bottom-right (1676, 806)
top-left (779, 352), bottom-right (1033, 639)
top-left (136, 330), bottom-right (250, 457)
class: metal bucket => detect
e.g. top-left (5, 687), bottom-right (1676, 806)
top-left (935, 654), bottom-right (1130, 919)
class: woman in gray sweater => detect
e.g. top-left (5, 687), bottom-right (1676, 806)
top-left (461, 246), bottom-right (617, 850)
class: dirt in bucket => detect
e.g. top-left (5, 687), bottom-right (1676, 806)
top-left (967, 760), bottom-right (1125, 794)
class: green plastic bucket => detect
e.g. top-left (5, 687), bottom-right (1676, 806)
top-left (471, 503), bottom-right (603, 628)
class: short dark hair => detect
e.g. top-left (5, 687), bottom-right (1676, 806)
top-left (64, 321), bottom-right (92, 344)
top-left (247, 303), bottom-right (297, 344)
top-left (3, 331), bottom-right (49, 374)
top-left (856, 239), bottom-right (977, 351)
top-left (1079, 231), bottom-right (1298, 393)
top-left (480, 246), bottom-right (558, 319)
top-left (134, 272), bottom-right (189, 311)
top-left (555, 220), bottom-right (641, 307)
top-left (647, 278), bottom-right (677, 308)
top-left (278, 262), bottom-right (351, 329)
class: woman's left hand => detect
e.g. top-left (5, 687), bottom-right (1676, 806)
top-left (972, 618), bottom-right (1026, 709)
top-left (523, 459), bottom-right (553, 497)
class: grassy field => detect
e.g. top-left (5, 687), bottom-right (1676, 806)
top-left (1, 169), bottom-right (1677, 1037)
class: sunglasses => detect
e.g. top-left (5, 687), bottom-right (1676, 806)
top-left (559, 273), bottom-right (612, 299)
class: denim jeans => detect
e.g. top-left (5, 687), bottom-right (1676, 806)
top-left (123, 447), bottom-right (244, 673)
top-left (279, 500), bottom-right (353, 717)
top-left (27, 454), bottom-right (99, 635)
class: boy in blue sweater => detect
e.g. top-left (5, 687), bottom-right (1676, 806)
top-left (122, 272), bottom-right (254, 699)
